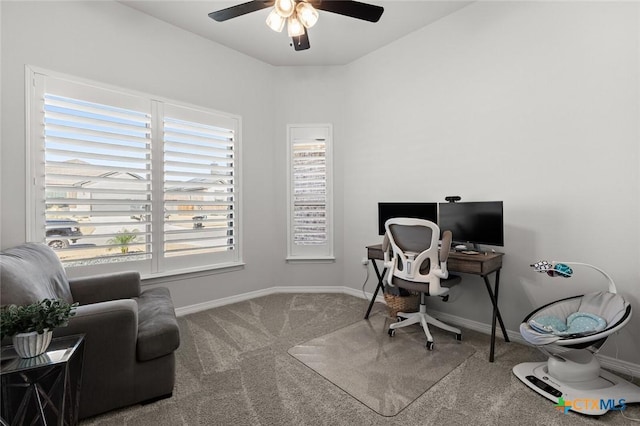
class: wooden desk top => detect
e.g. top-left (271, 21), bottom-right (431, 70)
top-left (366, 244), bottom-right (503, 276)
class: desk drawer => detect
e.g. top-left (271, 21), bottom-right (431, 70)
top-left (448, 258), bottom-right (482, 274)
top-left (448, 254), bottom-right (502, 275)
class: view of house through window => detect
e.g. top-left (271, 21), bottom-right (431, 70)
top-left (29, 69), bottom-right (241, 275)
top-left (43, 93), bottom-right (153, 265)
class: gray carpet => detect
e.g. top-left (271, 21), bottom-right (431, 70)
top-left (81, 293), bottom-right (640, 425)
top-left (289, 314), bottom-right (475, 416)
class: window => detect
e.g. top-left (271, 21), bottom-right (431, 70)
top-left (286, 124), bottom-right (333, 260)
top-left (27, 68), bottom-right (241, 277)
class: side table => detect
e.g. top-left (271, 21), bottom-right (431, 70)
top-left (1, 334), bottom-right (85, 426)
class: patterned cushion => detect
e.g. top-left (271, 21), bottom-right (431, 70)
top-left (528, 312), bottom-right (606, 336)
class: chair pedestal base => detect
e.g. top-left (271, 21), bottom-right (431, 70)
top-left (513, 358), bottom-right (640, 416)
top-left (548, 349), bottom-right (601, 382)
top-left (389, 304), bottom-right (462, 347)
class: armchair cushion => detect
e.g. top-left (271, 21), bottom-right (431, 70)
top-left (135, 287), bottom-right (180, 361)
top-left (0, 242), bottom-right (73, 305)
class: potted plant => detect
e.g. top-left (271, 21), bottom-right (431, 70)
top-left (1, 299), bottom-right (78, 358)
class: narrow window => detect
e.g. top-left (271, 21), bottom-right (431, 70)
top-left (286, 124), bottom-right (333, 260)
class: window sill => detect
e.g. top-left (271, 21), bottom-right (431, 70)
top-left (141, 262), bottom-right (245, 285)
top-left (285, 257), bottom-right (336, 264)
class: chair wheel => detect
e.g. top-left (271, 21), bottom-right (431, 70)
top-left (396, 317), bottom-right (403, 322)
top-left (388, 329), bottom-right (396, 337)
top-left (426, 341), bottom-right (434, 350)
top-left (456, 334), bottom-right (462, 341)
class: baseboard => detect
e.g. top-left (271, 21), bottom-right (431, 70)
top-left (174, 285), bottom-right (374, 317)
top-left (174, 286), bottom-right (640, 377)
top-left (426, 308), bottom-right (524, 343)
top-left (174, 287), bottom-right (275, 316)
top-left (597, 353), bottom-right (640, 378)
top-left (341, 285), bottom-right (386, 304)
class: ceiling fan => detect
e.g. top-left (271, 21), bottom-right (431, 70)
top-left (208, 0), bottom-right (384, 51)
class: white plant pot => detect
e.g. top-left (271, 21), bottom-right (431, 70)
top-left (12, 329), bottom-right (53, 358)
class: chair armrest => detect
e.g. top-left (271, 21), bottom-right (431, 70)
top-left (68, 271), bottom-right (141, 305)
top-left (53, 300), bottom-right (139, 409)
top-left (54, 300), bottom-right (138, 368)
top-left (440, 230), bottom-right (453, 263)
top-left (438, 230), bottom-right (453, 277)
top-left (55, 300), bottom-right (139, 347)
top-left (382, 234), bottom-right (392, 267)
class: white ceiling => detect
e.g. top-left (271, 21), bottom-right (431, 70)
top-left (119, 1), bottom-right (472, 66)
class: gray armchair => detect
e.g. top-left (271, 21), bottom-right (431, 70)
top-left (0, 243), bottom-right (180, 419)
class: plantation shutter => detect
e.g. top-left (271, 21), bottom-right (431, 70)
top-left (287, 124), bottom-right (333, 260)
top-left (161, 103), bottom-right (240, 269)
top-left (29, 70), bottom-right (243, 277)
top-left (292, 138), bottom-right (327, 245)
top-left (41, 88), bottom-right (153, 265)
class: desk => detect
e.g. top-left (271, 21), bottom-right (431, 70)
top-left (1, 334), bottom-right (85, 426)
top-left (365, 244), bottom-right (509, 362)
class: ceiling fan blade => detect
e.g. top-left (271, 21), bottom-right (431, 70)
top-left (312, 1), bottom-right (384, 23)
top-left (208, 1), bottom-right (274, 22)
top-left (292, 28), bottom-right (310, 51)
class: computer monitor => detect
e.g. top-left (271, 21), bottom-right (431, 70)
top-left (438, 201), bottom-right (504, 248)
top-left (377, 202), bottom-right (438, 235)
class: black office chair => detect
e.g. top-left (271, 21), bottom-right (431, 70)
top-left (383, 218), bottom-right (462, 350)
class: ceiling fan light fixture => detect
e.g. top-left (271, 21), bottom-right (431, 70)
top-left (287, 14), bottom-right (305, 37)
top-left (274, 0), bottom-right (295, 18)
top-left (266, 9), bottom-right (286, 32)
top-left (209, 0), bottom-right (385, 52)
top-left (296, 2), bottom-right (319, 28)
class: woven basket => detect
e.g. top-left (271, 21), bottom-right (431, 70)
top-left (383, 292), bottom-right (419, 318)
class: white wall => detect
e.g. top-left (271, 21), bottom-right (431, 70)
top-left (342, 1), bottom-right (640, 363)
top-left (0, 1), bottom-right (278, 307)
top-left (272, 66), bottom-right (346, 287)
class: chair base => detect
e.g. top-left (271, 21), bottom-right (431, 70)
top-left (513, 355), bottom-right (640, 416)
top-left (388, 304), bottom-right (462, 350)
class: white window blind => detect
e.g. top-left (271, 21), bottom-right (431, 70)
top-left (163, 110), bottom-right (237, 259)
top-left (28, 69), bottom-right (242, 277)
top-left (43, 94), bottom-right (152, 265)
top-left (292, 139), bottom-right (327, 245)
top-left (287, 124), bottom-right (333, 260)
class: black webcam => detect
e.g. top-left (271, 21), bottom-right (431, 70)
top-left (445, 196), bottom-right (461, 203)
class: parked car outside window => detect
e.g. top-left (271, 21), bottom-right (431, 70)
top-left (46, 219), bottom-right (83, 249)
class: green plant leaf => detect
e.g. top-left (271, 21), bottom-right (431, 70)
top-left (0, 298), bottom-right (78, 339)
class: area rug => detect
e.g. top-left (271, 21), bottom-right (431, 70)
top-left (288, 314), bottom-right (475, 416)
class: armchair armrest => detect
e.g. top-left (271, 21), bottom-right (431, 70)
top-left (69, 271), bottom-right (141, 305)
top-left (56, 300), bottom-right (139, 348)
top-left (53, 300), bottom-right (139, 415)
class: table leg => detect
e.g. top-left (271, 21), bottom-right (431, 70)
top-left (364, 260), bottom-right (386, 319)
top-left (33, 383), bottom-right (47, 425)
top-left (483, 269), bottom-right (509, 362)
